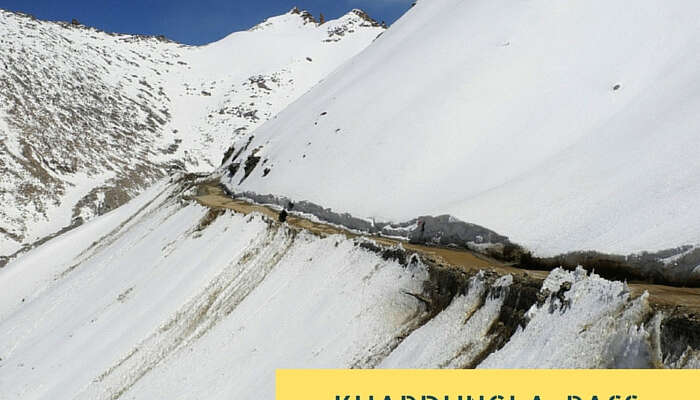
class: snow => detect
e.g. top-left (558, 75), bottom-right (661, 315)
top-left (380, 273), bottom-right (506, 368)
top-left (162, 9), bottom-right (384, 170)
top-left (479, 268), bottom-right (656, 368)
top-left (0, 8), bottom-right (383, 256)
top-left (0, 178), bottom-right (692, 399)
top-left (225, 0), bottom-right (700, 255)
top-left (0, 179), bottom-right (173, 322)
top-left (2, 3), bottom-right (699, 398)
top-left (0, 178), bottom-right (427, 399)
top-left (90, 233), bottom-right (425, 400)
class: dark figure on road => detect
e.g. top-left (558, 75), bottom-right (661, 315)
top-left (278, 209), bottom-right (288, 223)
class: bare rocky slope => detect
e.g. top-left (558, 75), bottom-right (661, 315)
top-left (0, 7), bottom-right (384, 261)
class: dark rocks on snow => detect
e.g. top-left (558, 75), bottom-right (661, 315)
top-left (358, 241), bottom-right (410, 266)
top-left (290, 7), bottom-right (317, 24)
top-left (548, 281), bottom-right (572, 313)
top-left (71, 19), bottom-right (80, 26)
top-left (242, 110), bottom-right (258, 121)
top-left (249, 75), bottom-right (271, 90)
top-left (473, 274), bottom-right (541, 367)
top-left (350, 9), bottom-right (385, 28)
top-left (162, 142), bottom-right (179, 155)
top-left (227, 163), bottom-right (240, 177)
top-left (224, 135), bottom-right (255, 170)
top-left (239, 154), bottom-right (261, 184)
top-left (221, 145), bottom-right (236, 166)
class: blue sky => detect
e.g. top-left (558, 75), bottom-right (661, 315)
top-left (0, 0), bottom-right (413, 45)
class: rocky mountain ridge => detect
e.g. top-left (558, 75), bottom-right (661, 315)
top-left (0, 7), bottom-right (384, 260)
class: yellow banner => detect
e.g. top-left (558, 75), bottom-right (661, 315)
top-left (276, 369), bottom-right (698, 400)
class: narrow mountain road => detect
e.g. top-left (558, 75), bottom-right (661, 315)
top-left (194, 182), bottom-right (700, 315)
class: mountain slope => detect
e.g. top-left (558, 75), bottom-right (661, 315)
top-left (0, 8), bottom-right (384, 258)
top-left (1, 175), bottom-right (695, 399)
top-left (223, 0), bottom-right (700, 256)
top-left (2, 3), bottom-right (698, 397)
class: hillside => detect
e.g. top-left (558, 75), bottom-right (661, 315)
top-left (1, 175), bottom-right (696, 399)
top-left (223, 0), bottom-right (700, 257)
top-left (1, 2), bottom-right (699, 397)
top-left (0, 8), bottom-right (384, 260)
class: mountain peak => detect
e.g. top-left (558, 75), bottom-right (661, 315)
top-left (249, 7), bottom-right (319, 32)
top-left (348, 9), bottom-right (386, 28)
top-left (288, 6), bottom-right (317, 25)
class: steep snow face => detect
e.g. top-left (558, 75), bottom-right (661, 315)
top-left (225, 0), bottom-right (700, 255)
top-left (0, 8), bottom-right (383, 257)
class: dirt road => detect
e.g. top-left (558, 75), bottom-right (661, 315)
top-left (194, 182), bottom-right (700, 314)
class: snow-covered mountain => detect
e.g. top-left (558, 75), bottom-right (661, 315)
top-left (223, 0), bottom-right (700, 256)
top-left (0, 7), bottom-right (384, 260)
top-left (1, 2), bottom-right (699, 398)
top-left (1, 175), bottom-right (696, 399)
